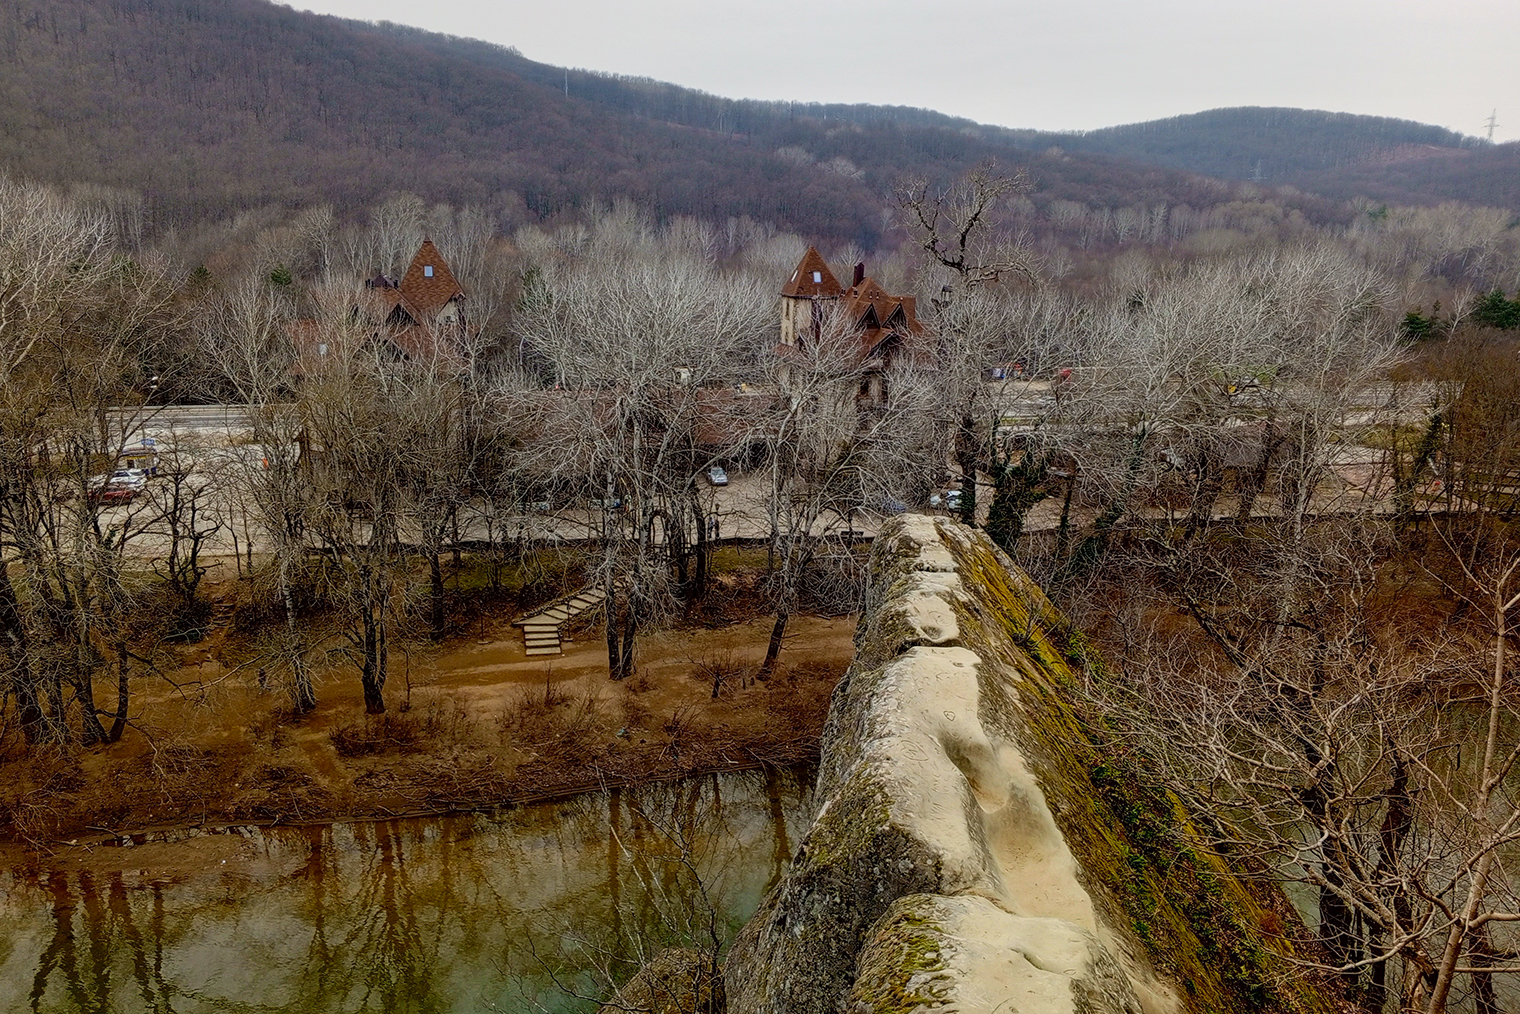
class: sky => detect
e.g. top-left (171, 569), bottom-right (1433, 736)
top-left (292, 0), bottom-right (1519, 142)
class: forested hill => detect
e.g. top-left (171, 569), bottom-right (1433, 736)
top-left (1, 0), bottom-right (1514, 241)
top-left (1023, 108), bottom-right (1520, 210)
top-left (0, 0), bottom-right (1189, 242)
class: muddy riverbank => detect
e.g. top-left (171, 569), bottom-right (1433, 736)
top-left (1, 612), bottom-right (855, 850)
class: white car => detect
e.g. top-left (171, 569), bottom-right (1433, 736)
top-left (87, 468), bottom-right (148, 492)
top-left (929, 489), bottom-right (963, 510)
top-left (707, 466), bottom-right (729, 486)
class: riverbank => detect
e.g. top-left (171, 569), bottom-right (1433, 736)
top-left (1, 609), bottom-right (855, 853)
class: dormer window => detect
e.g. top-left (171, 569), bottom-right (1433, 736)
top-left (812, 271), bottom-right (821, 283)
top-left (424, 265), bottom-right (434, 277)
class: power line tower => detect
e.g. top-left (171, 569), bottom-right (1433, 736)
top-left (1484, 109), bottom-right (1499, 142)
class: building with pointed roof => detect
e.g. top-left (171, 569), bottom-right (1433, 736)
top-left (291, 239), bottom-right (472, 379)
top-left (362, 238), bottom-right (469, 362)
top-left (778, 246), bottom-right (926, 404)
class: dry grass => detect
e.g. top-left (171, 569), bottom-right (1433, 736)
top-left (496, 675), bottom-right (601, 765)
top-left (329, 693), bottom-right (479, 757)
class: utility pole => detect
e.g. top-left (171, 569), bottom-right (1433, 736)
top-left (1484, 109), bottom-right (1499, 142)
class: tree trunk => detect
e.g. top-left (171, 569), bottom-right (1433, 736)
top-left (605, 578), bottom-right (622, 680)
top-left (691, 490), bottom-right (709, 604)
top-left (619, 594), bottom-right (638, 681)
top-left (450, 508), bottom-right (462, 570)
top-left (985, 449), bottom-right (1051, 556)
top-left (1469, 924), bottom-right (1499, 1014)
top-left (106, 641), bottom-right (130, 743)
top-left (74, 671), bottom-right (109, 746)
top-left (1234, 421), bottom-right (1277, 521)
top-left (1055, 474), bottom-right (1076, 563)
top-left (428, 548), bottom-right (445, 641)
top-left (956, 414), bottom-right (979, 526)
top-left (1183, 443), bottom-right (1224, 541)
top-left (361, 607), bottom-right (386, 714)
top-left (0, 566), bottom-right (45, 743)
top-left (280, 557), bottom-right (316, 714)
top-left (1367, 746), bottom-right (1415, 1014)
top-left (760, 605), bottom-right (789, 678)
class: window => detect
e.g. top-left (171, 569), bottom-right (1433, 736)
top-left (424, 265), bottom-right (434, 277)
top-left (812, 271), bottom-right (821, 283)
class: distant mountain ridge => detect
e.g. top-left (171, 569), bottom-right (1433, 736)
top-left (0, 0), bottom-right (1514, 239)
top-left (1012, 107), bottom-right (1520, 210)
top-left (1039, 107), bottom-right (1481, 177)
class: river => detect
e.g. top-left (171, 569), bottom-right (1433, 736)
top-left (0, 766), bottom-right (813, 1013)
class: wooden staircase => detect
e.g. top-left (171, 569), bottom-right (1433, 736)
top-left (511, 585), bottom-right (608, 657)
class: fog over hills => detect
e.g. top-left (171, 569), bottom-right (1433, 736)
top-left (2, 0), bottom-right (1515, 239)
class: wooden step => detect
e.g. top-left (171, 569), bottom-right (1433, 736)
top-left (524, 646), bottom-right (562, 657)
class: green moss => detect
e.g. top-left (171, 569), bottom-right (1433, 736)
top-left (849, 904), bottom-right (951, 1014)
top-left (928, 524), bottom-right (1339, 1014)
top-left (801, 767), bottom-right (892, 870)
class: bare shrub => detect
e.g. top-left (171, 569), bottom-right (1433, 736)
top-left (329, 693), bottom-right (477, 756)
top-left (688, 648), bottom-right (751, 699)
top-left (497, 678), bottom-right (599, 762)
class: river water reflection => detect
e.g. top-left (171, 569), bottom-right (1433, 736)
top-left (0, 767), bottom-right (813, 1013)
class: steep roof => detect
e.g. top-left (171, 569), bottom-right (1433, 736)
top-left (845, 277), bottom-right (922, 335)
top-left (398, 238), bottom-right (465, 318)
top-left (780, 247), bottom-right (843, 299)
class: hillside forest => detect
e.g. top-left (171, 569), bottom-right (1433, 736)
top-left (3, 0), bottom-right (1519, 246)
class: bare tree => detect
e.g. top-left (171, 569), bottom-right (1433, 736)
top-left (894, 159), bottom-right (1035, 289)
top-left (512, 219), bottom-right (769, 679)
top-left (200, 274), bottom-right (319, 713)
top-left (0, 175), bottom-right (186, 744)
top-left (756, 311), bottom-right (936, 676)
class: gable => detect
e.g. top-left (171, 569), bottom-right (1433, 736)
top-left (399, 239), bottom-right (466, 319)
top-left (781, 246), bottom-right (843, 299)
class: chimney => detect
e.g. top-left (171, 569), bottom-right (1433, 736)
top-left (852, 262), bottom-right (866, 287)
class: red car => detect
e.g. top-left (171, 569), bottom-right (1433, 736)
top-left (89, 484), bottom-right (138, 506)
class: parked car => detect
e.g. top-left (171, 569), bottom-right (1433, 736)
top-left (108, 468), bottom-right (149, 490)
top-left (706, 466), bottom-right (729, 487)
top-left (929, 489), bottom-right (963, 510)
top-left (89, 484), bottom-right (138, 505)
top-left (873, 496), bottom-right (908, 515)
top-left (590, 497), bottom-right (624, 510)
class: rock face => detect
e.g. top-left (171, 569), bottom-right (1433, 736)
top-left (724, 516), bottom-right (1333, 1014)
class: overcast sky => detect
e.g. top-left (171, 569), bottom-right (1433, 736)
top-left (293, 0), bottom-right (1518, 142)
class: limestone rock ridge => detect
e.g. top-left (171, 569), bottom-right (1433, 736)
top-left (722, 515), bottom-right (1341, 1014)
